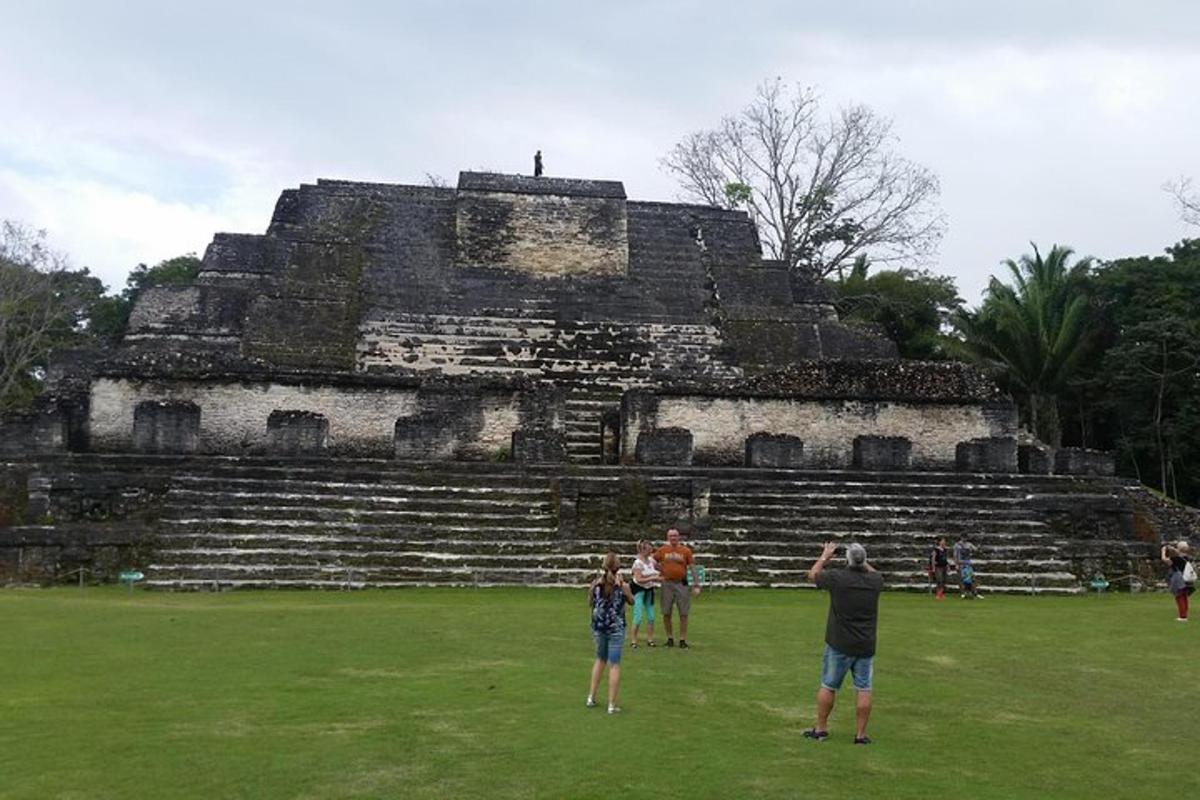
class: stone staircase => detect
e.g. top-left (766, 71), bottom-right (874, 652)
top-left (698, 472), bottom-right (1082, 593)
top-left (130, 458), bottom-right (1092, 592)
top-left (145, 461), bottom-right (562, 589)
top-left (562, 388), bottom-right (622, 465)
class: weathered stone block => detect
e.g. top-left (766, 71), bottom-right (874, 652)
top-left (635, 428), bottom-right (693, 466)
top-left (133, 401), bottom-right (200, 453)
top-left (745, 433), bottom-right (804, 468)
top-left (1018, 443), bottom-right (1052, 475)
top-left (956, 437), bottom-right (1017, 473)
top-left (1054, 447), bottom-right (1115, 476)
top-left (852, 435), bottom-right (912, 470)
top-left (456, 173), bottom-right (629, 278)
top-left (266, 410), bottom-right (329, 456)
top-left (393, 389), bottom-right (510, 461)
top-left (511, 429), bottom-right (567, 464)
top-left (0, 408), bottom-right (66, 455)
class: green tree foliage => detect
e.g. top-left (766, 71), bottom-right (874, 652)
top-left (0, 219), bottom-right (201, 411)
top-left (832, 256), bottom-right (963, 360)
top-left (1075, 240), bottom-right (1200, 502)
top-left (956, 244), bottom-right (1095, 446)
top-left (0, 222), bottom-right (108, 410)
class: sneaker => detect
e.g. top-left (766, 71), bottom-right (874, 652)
top-left (607, 705), bottom-right (620, 715)
top-left (802, 729), bottom-right (829, 741)
top-left (586, 697), bottom-right (596, 708)
top-left (854, 736), bottom-right (872, 745)
top-left (630, 641), bottom-right (639, 649)
top-left (665, 638), bottom-right (675, 648)
top-left (679, 640), bottom-right (690, 649)
top-left (1177, 618), bottom-right (1189, 622)
top-left (647, 640), bottom-right (656, 647)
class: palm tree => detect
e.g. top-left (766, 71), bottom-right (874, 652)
top-left (957, 244), bottom-right (1095, 446)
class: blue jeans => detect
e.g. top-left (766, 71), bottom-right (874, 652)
top-left (593, 628), bottom-right (624, 664)
top-left (820, 644), bottom-right (873, 692)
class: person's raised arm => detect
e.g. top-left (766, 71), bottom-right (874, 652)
top-left (621, 575), bottom-right (635, 604)
top-left (807, 542), bottom-right (838, 584)
top-left (1161, 545), bottom-right (1173, 565)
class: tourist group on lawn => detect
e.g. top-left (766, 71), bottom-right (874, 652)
top-left (585, 526), bottom-right (1196, 743)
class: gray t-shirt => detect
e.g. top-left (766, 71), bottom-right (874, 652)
top-left (815, 567), bottom-right (884, 657)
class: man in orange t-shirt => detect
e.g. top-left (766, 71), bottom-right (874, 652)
top-left (652, 526), bottom-right (700, 649)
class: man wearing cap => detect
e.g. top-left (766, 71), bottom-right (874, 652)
top-left (653, 526), bottom-right (701, 649)
top-left (803, 541), bottom-right (883, 745)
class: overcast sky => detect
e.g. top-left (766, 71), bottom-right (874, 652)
top-left (2, 0), bottom-right (1198, 303)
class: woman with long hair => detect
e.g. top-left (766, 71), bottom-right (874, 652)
top-left (586, 551), bottom-right (634, 714)
top-left (1162, 541), bottom-right (1195, 621)
top-left (630, 539), bottom-right (662, 647)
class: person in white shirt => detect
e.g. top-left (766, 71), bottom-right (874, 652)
top-left (630, 539), bottom-right (662, 648)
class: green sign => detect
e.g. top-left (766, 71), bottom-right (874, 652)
top-left (119, 571), bottom-right (145, 583)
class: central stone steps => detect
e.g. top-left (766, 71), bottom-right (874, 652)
top-left (26, 454), bottom-right (1091, 593)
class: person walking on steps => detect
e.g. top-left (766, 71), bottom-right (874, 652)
top-left (929, 538), bottom-right (950, 600)
top-left (630, 539), bottom-right (662, 648)
top-left (1162, 541), bottom-right (1196, 622)
top-left (803, 541), bottom-right (884, 745)
top-left (653, 526), bottom-right (701, 649)
top-left (587, 552), bottom-right (635, 713)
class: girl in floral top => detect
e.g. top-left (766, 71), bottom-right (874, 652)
top-left (586, 552), bottom-right (634, 714)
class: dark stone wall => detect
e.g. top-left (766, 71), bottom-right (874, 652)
top-left (956, 437), bottom-right (1018, 473)
top-left (0, 523), bottom-right (155, 585)
top-left (394, 390), bottom-right (488, 461)
top-left (745, 433), bottom-right (805, 468)
top-left (0, 408), bottom-right (66, 455)
top-left (133, 401), bottom-right (201, 454)
top-left (266, 410), bottom-right (329, 456)
top-left (1019, 444), bottom-right (1052, 475)
top-left (663, 360), bottom-right (1004, 403)
top-left (635, 428), bottom-right (693, 466)
top-left (853, 436), bottom-right (913, 470)
top-left (512, 429), bottom-right (568, 464)
top-left (1055, 447), bottom-right (1116, 476)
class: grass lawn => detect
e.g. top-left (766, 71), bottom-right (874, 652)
top-left (0, 587), bottom-right (1195, 799)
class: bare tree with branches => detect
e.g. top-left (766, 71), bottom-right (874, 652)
top-left (1166, 176), bottom-right (1200, 227)
top-left (0, 221), bottom-right (76, 411)
top-left (662, 79), bottom-right (944, 281)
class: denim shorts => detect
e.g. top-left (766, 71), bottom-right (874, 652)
top-left (820, 644), bottom-right (873, 691)
top-left (593, 629), bottom-right (624, 664)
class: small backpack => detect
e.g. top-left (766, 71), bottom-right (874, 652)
top-left (1183, 560), bottom-right (1197, 585)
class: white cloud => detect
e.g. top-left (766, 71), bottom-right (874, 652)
top-left (0, 169), bottom-right (271, 291)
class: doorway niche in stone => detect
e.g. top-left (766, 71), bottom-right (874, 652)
top-left (266, 410), bottom-right (329, 456)
top-left (133, 400), bottom-right (201, 453)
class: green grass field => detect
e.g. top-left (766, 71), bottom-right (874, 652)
top-left (1, 587), bottom-right (1195, 799)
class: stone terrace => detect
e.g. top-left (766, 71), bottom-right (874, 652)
top-left (2, 454), bottom-right (1164, 593)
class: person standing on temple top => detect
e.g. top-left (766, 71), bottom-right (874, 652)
top-left (653, 526), bottom-right (700, 649)
top-left (587, 552), bottom-right (635, 713)
top-left (929, 537), bottom-right (950, 600)
top-left (1161, 541), bottom-right (1195, 622)
top-left (803, 541), bottom-right (884, 745)
top-left (533, 150), bottom-right (543, 177)
top-left (630, 539), bottom-right (662, 648)
top-left (953, 538), bottom-right (981, 599)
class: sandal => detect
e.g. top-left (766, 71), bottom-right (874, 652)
top-left (647, 640), bottom-right (656, 647)
top-left (802, 729), bottom-right (829, 741)
top-left (630, 642), bottom-right (639, 649)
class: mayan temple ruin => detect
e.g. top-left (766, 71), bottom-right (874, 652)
top-left (0, 171), bottom-right (1177, 589)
